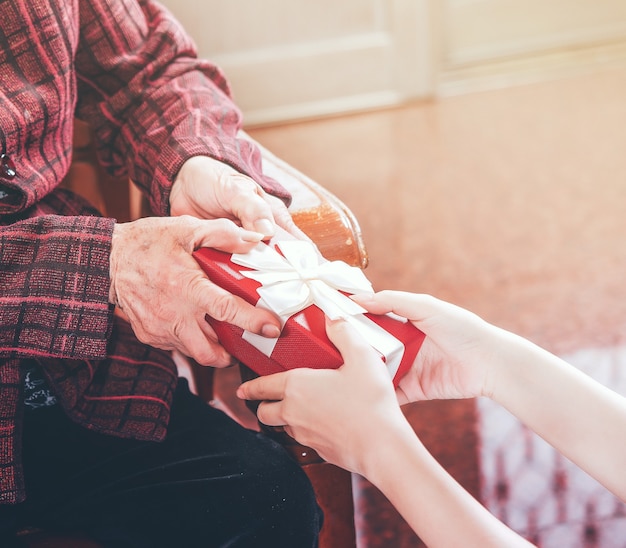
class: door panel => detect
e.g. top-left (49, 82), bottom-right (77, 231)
top-left (444, 0), bottom-right (626, 66)
top-left (159, 0), bottom-right (432, 125)
top-left (439, 0), bottom-right (626, 95)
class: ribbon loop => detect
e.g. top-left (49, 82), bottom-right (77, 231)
top-left (233, 239), bottom-right (406, 379)
top-left (233, 240), bottom-right (373, 319)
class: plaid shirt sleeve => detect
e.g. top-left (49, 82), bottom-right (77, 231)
top-left (0, 211), bottom-right (116, 360)
top-left (74, 0), bottom-right (291, 216)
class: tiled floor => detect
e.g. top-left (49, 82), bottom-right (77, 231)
top-left (248, 66), bottom-right (626, 546)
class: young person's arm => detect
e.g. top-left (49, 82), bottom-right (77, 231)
top-left (486, 329), bottom-right (626, 500)
top-left (364, 417), bottom-right (532, 547)
top-left (239, 290), bottom-right (626, 544)
top-left (238, 314), bottom-right (532, 546)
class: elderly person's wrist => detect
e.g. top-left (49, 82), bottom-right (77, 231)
top-left (169, 156), bottom-right (201, 217)
top-left (108, 222), bottom-right (126, 306)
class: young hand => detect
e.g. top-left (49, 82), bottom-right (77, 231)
top-left (351, 291), bottom-right (504, 404)
top-left (237, 317), bottom-right (407, 476)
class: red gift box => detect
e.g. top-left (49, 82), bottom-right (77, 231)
top-left (192, 234), bottom-right (424, 386)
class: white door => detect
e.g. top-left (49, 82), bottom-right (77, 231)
top-left (439, 0), bottom-right (626, 95)
top-left (159, 0), bottom-right (433, 125)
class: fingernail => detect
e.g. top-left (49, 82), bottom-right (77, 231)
top-left (254, 219), bottom-right (275, 238)
top-left (240, 228), bottom-right (265, 242)
top-left (261, 323), bottom-right (281, 338)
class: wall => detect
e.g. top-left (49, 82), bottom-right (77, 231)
top-left (159, 0), bottom-right (626, 125)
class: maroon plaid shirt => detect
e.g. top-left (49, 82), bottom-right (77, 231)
top-left (0, 0), bottom-right (290, 504)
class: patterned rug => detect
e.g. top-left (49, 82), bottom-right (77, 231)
top-left (479, 344), bottom-right (626, 547)
top-left (355, 345), bottom-right (626, 547)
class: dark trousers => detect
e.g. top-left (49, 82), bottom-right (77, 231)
top-left (2, 380), bottom-right (321, 547)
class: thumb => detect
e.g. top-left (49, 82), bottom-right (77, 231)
top-left (325, 317), bottom-right (380, 366)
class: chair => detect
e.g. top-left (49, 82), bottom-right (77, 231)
top-left (18, 121), bottom-right (368, 547)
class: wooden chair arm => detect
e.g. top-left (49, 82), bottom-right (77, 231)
top-left (240, 131), bottom-right (369, 269)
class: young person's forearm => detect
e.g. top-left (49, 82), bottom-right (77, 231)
top-left (364, 419), bottom-right (532, 547)
top-left (491, 330), bottom-right (626, 501)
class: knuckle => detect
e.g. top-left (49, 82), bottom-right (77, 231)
top-left (351, 334), bottom-right (372, 353)
top-left (271, 201), bottom-right (291, 221)
top-left (132, 328), bottom-right (151, 346)
top-left (211, 217), bottom-right (237, 234)
top-left (232, 178), bottom-right (264, 203)
top-left (187, 336), bottom-right (225, 367)
top-left (256, 403), bottom-right (271, 425)
top-left (281, 371), bottom-right (304, 401)
top-left (220, 171), bottom-right (249, 196)
top-left (334, 319), bottom-right (359, 341)
top-left (209, 293), bottom-right (241, 323)
top-left (193, 218), bottom-right (239, 247)
top-left (187, 275), bottom-right (209, 298)
top-left (281, 401), bottom-right (297, 425)
top-left (194, 347), bottom-right (222, 367)
top-left (171, 318), bottom-right (185, 340)
top-left (232, 171), bottom-right (257, 189)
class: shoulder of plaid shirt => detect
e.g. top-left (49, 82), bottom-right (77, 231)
top-left (0, 0), bottom-right (291, 504)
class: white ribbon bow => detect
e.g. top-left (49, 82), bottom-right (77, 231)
top-left (231, 240), bottom-right (406, 379)
top-left (233, 240), bottom-right (373, 319)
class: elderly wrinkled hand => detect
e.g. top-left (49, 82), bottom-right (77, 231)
top-left (109, 215), bottom-right (282, 366)
top-left (169, 155), bottom-right (308, 240)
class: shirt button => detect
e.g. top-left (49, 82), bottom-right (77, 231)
top-left (1, 153), bottom-right (16, 180)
